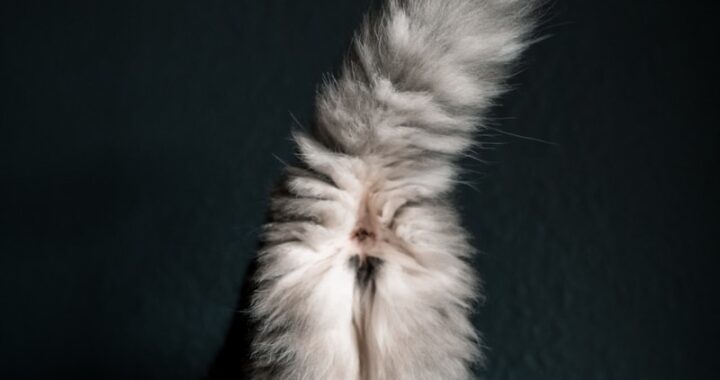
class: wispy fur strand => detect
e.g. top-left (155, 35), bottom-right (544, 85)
top-left (249, 1), bottom-right (536, 378)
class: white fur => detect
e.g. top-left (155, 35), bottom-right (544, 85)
top-left (250, 1), bottom-right (535, 378)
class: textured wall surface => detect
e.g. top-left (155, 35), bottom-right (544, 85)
top-left (1, 0), bottom-right (717, 379)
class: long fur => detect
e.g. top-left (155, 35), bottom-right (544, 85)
top-left (249, 1), bottom-right (535, 378)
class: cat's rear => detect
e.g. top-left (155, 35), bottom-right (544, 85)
top-left (250, 1), bottom-right (536, 378)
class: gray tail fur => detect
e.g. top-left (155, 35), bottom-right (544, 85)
top-left (308, 0), bottom-right (536, 166)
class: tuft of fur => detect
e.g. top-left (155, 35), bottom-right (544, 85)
top-left (249, 1), bottom-right (536, 379)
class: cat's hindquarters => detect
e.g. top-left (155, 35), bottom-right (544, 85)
top-left (250, 1), bottom-right (536, 379)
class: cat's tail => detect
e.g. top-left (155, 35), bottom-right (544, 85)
top-left (297, 0), bottom-right (537, 196)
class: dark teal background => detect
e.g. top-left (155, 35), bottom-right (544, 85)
top-left (1, 0), bottom-right (718, 379)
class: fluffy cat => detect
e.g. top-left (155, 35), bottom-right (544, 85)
top-left (249, 0), bottom-right (536, 378)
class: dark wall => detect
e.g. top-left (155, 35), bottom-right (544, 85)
top-left (1, 0), bottom-right (717, 379)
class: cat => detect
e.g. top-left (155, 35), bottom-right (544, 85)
top-left (249, 0), bottom-right (536, 378)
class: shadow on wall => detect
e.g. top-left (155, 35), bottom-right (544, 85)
top-left (205, 259), bottom-right (258, 379)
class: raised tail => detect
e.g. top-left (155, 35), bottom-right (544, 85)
top-left (309, 0), bottom-right (534, 178)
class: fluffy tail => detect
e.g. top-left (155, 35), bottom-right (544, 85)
top-left (306, 0), bottom-right (534, 188)
top-left (251, 1), bottom-right (536, 379)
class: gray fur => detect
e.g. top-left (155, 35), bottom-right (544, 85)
top-left (250, 0), bottom-right (536, 378)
